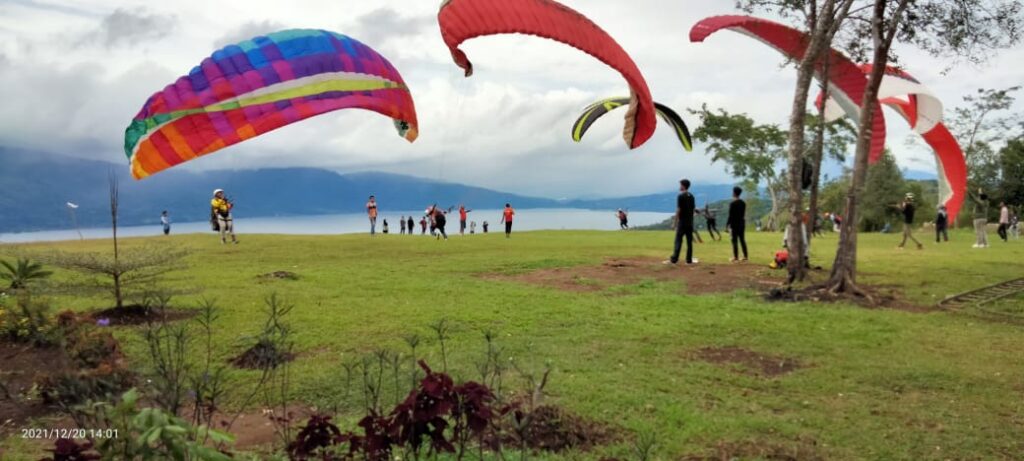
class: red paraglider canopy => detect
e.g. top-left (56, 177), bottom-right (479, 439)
top-left (690, 15), bottom-right (887, 163)
top-left (438, 0), bottom-right (657, 149)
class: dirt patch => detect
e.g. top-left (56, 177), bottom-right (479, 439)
top-left (0, 342), bottom-right (70, 435)
top-left (88, 305), bottom-right (196, 326)
top-left (230, 341), bottom-right (295, 370)
top-left (257, 271), bottom-right (299, 281)
top-left (691, 346), bottom-right (803, 378)
top-left (681, 438), bottom-right (824, 461)
top-left (764, 283), bottom-right (934, 313)
top-left (506, 405), bottom-right (618, 452)
top-left (483, 258), bottom-right (779, 296)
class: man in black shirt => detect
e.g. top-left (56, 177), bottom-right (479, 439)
top-left (935, 205), bottom-right (949, 242)
top-left (896, 193), bottom-right (923, 250)
top-left (666, 179), bottom-right (697, 265)
top-left (726, 186), bottom-right (748, 261)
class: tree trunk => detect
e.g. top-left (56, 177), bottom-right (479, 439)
top-left (808, 60), bottom-right (832, 247)
top-left (828, 0), bottom-right (910, 294)
top-left (766, 181), bottom-right (779, 232)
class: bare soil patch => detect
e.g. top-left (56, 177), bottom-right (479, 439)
top-left (483, 258), bottom-right (779, 295)
top-left (765, 282), bottom-right (934, 313)
top-left (691, 346), bottom-right (803, 378)
top-left (505, 404), bottom-right (618, 452)
top-left (88, 305), bottom-right (197, 326)
top-left (257, 271), bottom-right (299, 281)
top-left (229, 342), bottom-right (295, 370)
top-left (0, 342), bottom-right (70, 434)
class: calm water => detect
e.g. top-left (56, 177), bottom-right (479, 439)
top-left (0, 209), bottom-right (671, 243)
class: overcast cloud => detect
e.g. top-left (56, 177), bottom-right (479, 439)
top-left (0, 0), bottom-right (1021, 198)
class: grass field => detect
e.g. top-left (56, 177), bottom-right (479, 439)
top-left (2, 228), bottom-right (1023, 460)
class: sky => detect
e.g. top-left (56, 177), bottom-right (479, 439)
top-left (1, 0), bottom-right (1022, 199)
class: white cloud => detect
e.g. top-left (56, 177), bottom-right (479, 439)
top-left (0, 0), bottom-right (1021, 198)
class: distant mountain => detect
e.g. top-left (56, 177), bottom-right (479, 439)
top-left (0, 146), bottom-right (735, 233)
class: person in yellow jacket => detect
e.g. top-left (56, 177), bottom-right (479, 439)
top-left (211, 189), bottom-right (238, 244)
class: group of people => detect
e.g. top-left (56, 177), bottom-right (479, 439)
top-left (365, 196), bottom-right (516, 240)
top-left (664, 180), bottom-right (749, 265)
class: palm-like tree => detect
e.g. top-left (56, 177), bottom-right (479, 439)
top-left (1, 258), bottom-right (53, 290)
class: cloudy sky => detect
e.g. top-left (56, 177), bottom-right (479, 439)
top-left (1, 0), bottom-right (1022, 199)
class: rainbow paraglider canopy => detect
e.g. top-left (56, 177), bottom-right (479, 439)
top-left (124, 29), bottom-right (418, 180)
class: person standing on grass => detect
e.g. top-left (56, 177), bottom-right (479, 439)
top-left (407, 216), bottom-right (414, 236)
top-left (211, 189), bottom-right (238, 244)
top-left (935, 205), bottom-right (949, 243)
top-left (470, 221), bottom-right (477, 234)
top-left (400, 215), bottom-right (406, 235)
top-left (420, 215), bottom-right (428, 235)
top-left (382, 219), bottom-right (389, 234)
top-left (895, 193), bottom-right (923, 250)
top-left (970, 189), bottom-right (989, 248)
top-left (483, 221), bottom-right (489, 234)
top-left (726, 186), bottom-right (748, 262)
top-left (665, 179), bottom-right (697, 265)
top-left (160, 210), bottom-right (171, 236)
top-left (998, 201), bottom-right (1010, 242)
top-left (458, 205), bottom-right (472, 235)
top-left (617, 209), bottom-right (629, 230)
top-left (703, 204), bottom-right (721, 241)
top-left (366, 195), bottom-right (378, 236)
top-left (501, 203), bottom-right (515, 238)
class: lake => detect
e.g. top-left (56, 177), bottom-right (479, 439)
top-left (0, 209), bottom-right (672, 243)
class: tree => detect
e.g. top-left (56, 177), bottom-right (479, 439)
top-left (1000, 138), bottom-right (1024, 207)
top-left (859, 151), bottom-right (907, 231)
top-left (738, 0), bottom-right (857, 283)
top-left (36, 173), bottom-right (188, 309)
top-left (689, 106), bottom-right (789, 231)
top-left (827, 0), bottom-right (1023, 295)
top-left (945, 87), bottom-right (1023, 219)
top-left (0, 258), bottom-right (52, 291)
top-left (806, 112), bottom-right (856, 243)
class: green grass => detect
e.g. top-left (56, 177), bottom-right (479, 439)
top-left (2, 229), bottom-right (1023, 460)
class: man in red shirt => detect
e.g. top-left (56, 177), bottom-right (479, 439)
top-left (458, 204), bottom-right (472, 235)
top-left (501, 203), bottom-right (515, 238)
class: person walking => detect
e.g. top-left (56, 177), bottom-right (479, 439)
top-left (935, 205), bottom-right (949, 243)
top-left (366, 195), bottom-right (378, 236)
top-left (400, 215), bottom-right (407, 235)
top-left (420, 215), bottom-right (428, 235)
top-left (895, 193), bottom-right (923, 250)
top-left (407, 216), bottom-right (415, 236)
top-left (616, 209), bottom-right (629, 230)
top-left (211, 189), bottom-right (238, 244)
top-left (998, 201), bottom-right (1010, 242)
top-left (970, 189), bottom-right (990, 248)
top-left (665, 179), bottom-right (697, 265)
top-left (160, 210), bottom-right (171, 236)
top-left (501, 203), bottom-right (515, 238)
top-left (458, 205), bottom-right (472, 235)
top-left (703, 204), bottom-right (722, 241)
top-left (726, 187), bottom-right (748, 262)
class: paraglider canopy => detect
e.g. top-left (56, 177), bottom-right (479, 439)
top-left (124, 29), bottom-right (418, 180)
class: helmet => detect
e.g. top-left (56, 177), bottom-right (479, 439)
top-left (213, 189), bottom-right (224, 196)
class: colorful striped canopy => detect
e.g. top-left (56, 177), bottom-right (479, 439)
top-left (124, 29), bottom-right (418, 179)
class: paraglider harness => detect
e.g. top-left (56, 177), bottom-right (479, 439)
top-left (211, 198), bottom-right (233, 232)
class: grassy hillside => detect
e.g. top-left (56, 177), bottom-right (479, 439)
top-left (2, 230), bottom-right (1023, 459)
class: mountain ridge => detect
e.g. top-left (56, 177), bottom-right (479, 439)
top-left (0, 146), bottom-right (736, 233)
